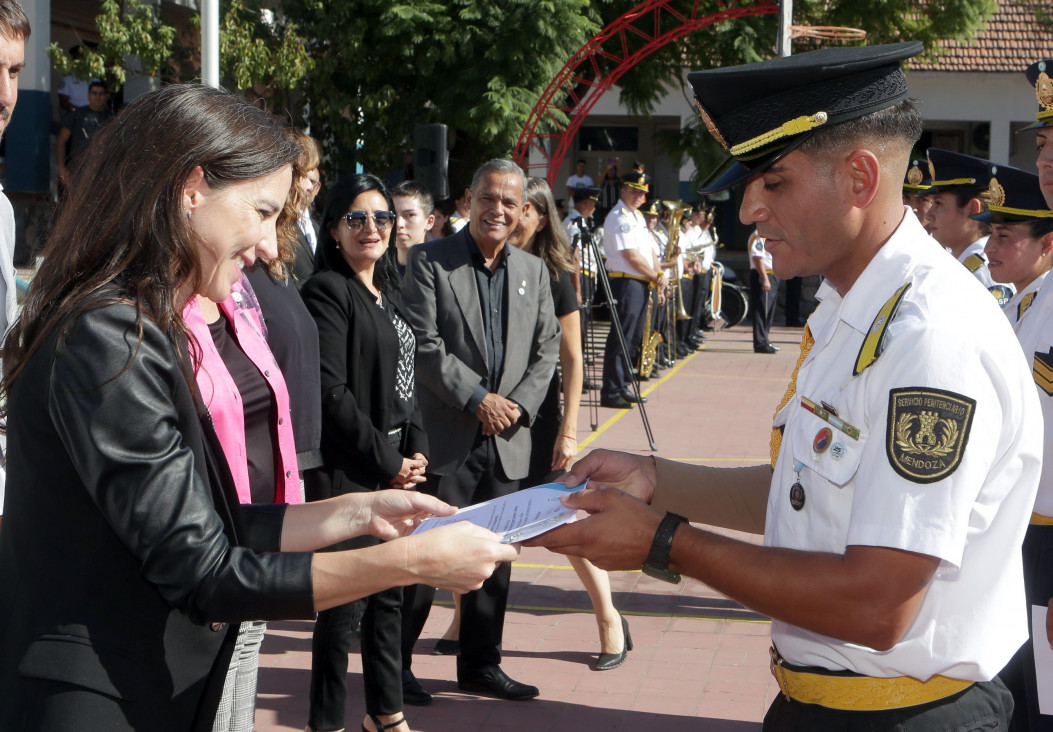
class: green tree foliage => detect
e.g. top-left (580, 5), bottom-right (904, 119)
top-left (217, 0), bottom-right (313, 92)
top-left (282, 0), bottom-right (599, 182)
top-left (587, 0), bottom-right (998, 188)
top-left (47, 0), bottom-right (176, 91)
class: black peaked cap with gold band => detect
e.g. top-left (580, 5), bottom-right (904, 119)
top-left (1023, 59), bottom-right (1053, 131)
top-left (922, 149), bottom-right (993, 196)
top-left (571, 186), bottom-right (600, 203)
top-left (903, 158), bottom-right (932, 193)
top-left (622, 171), bottom-right (649, 192)
top-left (690, 41), bottom-right (924, 194)
top-left (969, 164), bottom-right (1053, 224)
top-left (641, 200), bottom-right (662, 216)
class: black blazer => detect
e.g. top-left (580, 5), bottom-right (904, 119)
top-left (0, 302), bottom-right (315, 731)
top-left (291, 223), bottom-right (317, 290)
top-left (301, 258), bottom-right (428, 490)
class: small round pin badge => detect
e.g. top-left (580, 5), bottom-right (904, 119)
top-left (789, 481), bottom-right (806, 511)
top-left (518, 287), bottom-right (526, 295)
top-left (813, 427), bottom-right (833, 453)
top-left (830, 442), bottom-right (845, 460)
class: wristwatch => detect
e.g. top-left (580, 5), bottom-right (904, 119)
top-left (641, 512), bottom-right (686, 583)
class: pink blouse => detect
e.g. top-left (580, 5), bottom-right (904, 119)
top-left (184, 275), bottom-right (303, 505)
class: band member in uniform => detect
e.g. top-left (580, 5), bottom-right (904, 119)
top-left (530, 42), bottom-right (1040, 731)
top-left (923, 148), bottom-right (1013, 305)
top-left (599, 172), bottom-right (667, 409)
top-left (996, 59), bottom-right (1053, 732)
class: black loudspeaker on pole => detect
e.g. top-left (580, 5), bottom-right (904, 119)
top-left (414, 124), bottom-right (449, 199)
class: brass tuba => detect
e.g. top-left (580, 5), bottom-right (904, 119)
top-left (663, 201), bottom-right (692, 321)
top-left (639, 202), bottom-right (691, 379)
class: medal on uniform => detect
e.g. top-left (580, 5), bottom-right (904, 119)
top-left (789, 459), bottom-right (806, 511)
top-left (813, 427), bottom-right (832, 453)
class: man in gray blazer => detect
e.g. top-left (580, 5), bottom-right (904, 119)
top-left (401, 159), bottom-right (560, 702)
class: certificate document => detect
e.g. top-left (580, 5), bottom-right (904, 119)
top-left (411, 481), bottom-right (587, 543)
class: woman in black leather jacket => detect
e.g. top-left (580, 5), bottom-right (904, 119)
top-left (0, 83), bottom-right (517, 732)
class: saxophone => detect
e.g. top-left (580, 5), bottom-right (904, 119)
top-left (638, 202), bottom-right (690, 378)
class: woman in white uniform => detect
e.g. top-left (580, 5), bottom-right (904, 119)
top-left (978, 166), bottom-right (1053, 330)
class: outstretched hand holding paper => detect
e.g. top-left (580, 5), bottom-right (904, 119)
top-left (410, 481), bottom-right (587, 543)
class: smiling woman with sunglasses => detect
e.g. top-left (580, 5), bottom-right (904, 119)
top-left (301, 175), bottom-right (429, 732)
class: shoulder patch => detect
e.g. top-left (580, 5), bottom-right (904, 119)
top-left (1034, 348), bottom-right (1053, 395)
top-left (963, 253), bottom-right (985, 273)
top-left (886, 387), bottom-right (976, 483)
top-left (1020, 291), bottom-right (1038, 321)
top-left (854, 282), bottom-right (911, 376)
top-left (989, 285), bottom-right (1012, 307)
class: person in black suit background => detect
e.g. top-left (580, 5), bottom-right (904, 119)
top-left (400, 160), bottom-right (561, 703)
top-left (301, 175), bottom-right (430, 732)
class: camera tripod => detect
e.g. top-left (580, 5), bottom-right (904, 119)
top-left (577, 219), bottom-right (657, 451)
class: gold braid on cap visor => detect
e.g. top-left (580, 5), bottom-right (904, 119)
top-left (728, 112), bottom-right (830, 159)
top-left (987, 205), bottom-right (1053, 219)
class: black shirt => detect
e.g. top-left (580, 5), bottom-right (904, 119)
top-left (207, 314), bottom-right (278, 505)
top-left (245, 265), bottom-right (323, 470)
top-left (468, 234), bottom-right (509, 394)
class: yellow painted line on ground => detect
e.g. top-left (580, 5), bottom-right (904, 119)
top-left (432, 599), bottom-right (770, 624)
top-left (578, 351), bottom-right (698, 450)
top-left (679, 372), bottom-right (790, 382)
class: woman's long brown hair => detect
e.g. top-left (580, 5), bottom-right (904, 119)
top-left (0, 83), bottom-right (301, 416)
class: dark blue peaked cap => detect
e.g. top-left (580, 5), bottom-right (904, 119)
top-left (1023, 59), bottom-right (1053, 131)
top-left (923, 149), bottom-right (993, 195)
top-left (690, 41), bottom-right (924, 194)
top-left (970, 164), bottom-right (1053, 224)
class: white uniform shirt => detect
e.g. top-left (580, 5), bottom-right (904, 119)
top-left (769, 212), bottom-right (1040, 682)
top-left (566, 173), bottom-right (594, 190)
top-left (1003, 271), bottom-right (1047, 331)
top-left (1010, 271), bottom-right (1053, 517)
top-left (602, 203), bottom-right (652, 276)
top-left (697, 227), bottom-right (717, 269)
top-left (748, 231), bottom-right (773, 271)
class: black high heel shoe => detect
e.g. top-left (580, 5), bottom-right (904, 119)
top-left (362, 713), bottom-right (405, 732)
top-left (595, 614), bottom-right (633, 671)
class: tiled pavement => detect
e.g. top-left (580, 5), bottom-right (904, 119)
top-left (256, 323), bottom-right (807, 731)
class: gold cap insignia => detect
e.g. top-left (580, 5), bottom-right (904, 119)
top-left (907, 164), bottom-right (923, 187)
top-left (1038, 71), bottom-right (1053, 111)
top-left (928, 159), bottom-right (936, 183)
top-left (694, 99), bottom-right (728, 151)
top-left (986, 177), bottom-right (1005, 207)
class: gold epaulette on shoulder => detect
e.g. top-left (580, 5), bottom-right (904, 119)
top-left (854, 282), bottom-right (912, 376)
top-left (963, 254), bottom-right (985, 273)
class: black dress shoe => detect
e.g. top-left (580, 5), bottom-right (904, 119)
top-left (621, 390), bottom-right (647, 404)
top-left (401, 669), bottom-right (432, 706)
top-left (595, 615), bottom-right (634, 671)
top-left (676, 344), bottom-right (691, 358)
top-left (600, 395), bottom-right (633, 409)
top-left (433, 638), bottom-right (460, 656)
top-left (754, 344), bottom-right (778, 354)
top-left (582, 378), bottom-right (600, 392)
top-left (458, 665), bottom-right (539, 700)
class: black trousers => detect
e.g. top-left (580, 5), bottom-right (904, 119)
top-left (401, 434), bottom-right (520, 674)
top-left (691, 270), bottom-right (711, 330)
top-left (1001, 524), bottom-right (1053, 731)
top-left (306, 469), bottom-right (403, 729)
top-left (601, 276), bottom-right (647, 399)
top-left (677, 276), bottom-right (696, 344)
top-left (750, 270), bottom-right (780, 349)
top-left (763, 677), bottom-right (1013, 731)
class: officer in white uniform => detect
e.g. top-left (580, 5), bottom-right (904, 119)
top-left (531, 42), bottom-right (1040, 731)
top-left (923, 148), bottom-right (1014, 306)
top-left (995, 59), bottom-right (1053, 732)
top-left (599, 172), bottom-right (667, 408)
top-left (749, 228), bottom-right (779, 353)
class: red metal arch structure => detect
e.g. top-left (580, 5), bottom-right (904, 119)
top-left (513, 0), bottom-right (781, 186)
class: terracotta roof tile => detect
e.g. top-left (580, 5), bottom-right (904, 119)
top-left (908, 0), bottom-right (1053, 73)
